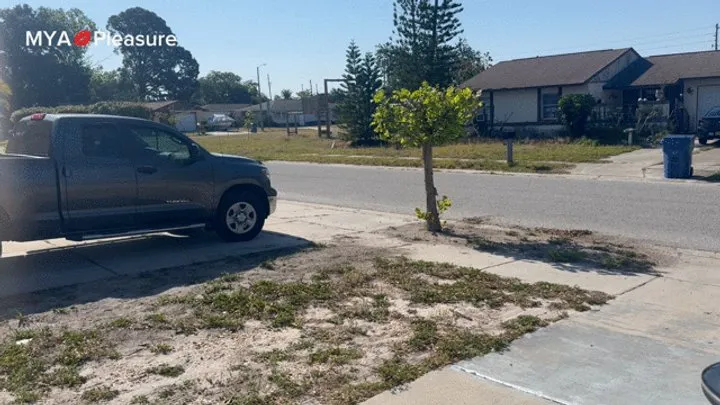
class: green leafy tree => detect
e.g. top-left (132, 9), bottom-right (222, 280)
top-left (0, 5), bottom-right (95, 108)
top-left (89, 68), bottom-right (126, 102)
top-left (296, 89), bottom-right (312, 98)
top-left (280, 89), bottom-right (293, 100)
top-left (372, 83), bottom-right (481, 231)
top-left (337, 41), bottom-right (383, 145)
top-left (558, 94), bottom-right (597, 138)
top-left (196, 71), bottom-right (261, 104)
top-left (453, 38), bottom-right (493, 84)
top-left (107, 7), bottom-right (199, 101)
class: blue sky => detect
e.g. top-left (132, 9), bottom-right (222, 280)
top-left (5, 0), bottom-right (720, 96)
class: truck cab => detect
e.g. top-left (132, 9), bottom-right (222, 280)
top-left (0, 113), bottom-right (277, 255)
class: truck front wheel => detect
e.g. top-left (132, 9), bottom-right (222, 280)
top-left (215, 190), bottom-right (266, 242)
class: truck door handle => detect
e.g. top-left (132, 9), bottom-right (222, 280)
top-left (137, 165), bottom-right (157, 174)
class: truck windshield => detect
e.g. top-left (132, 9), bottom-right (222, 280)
top-left (6, 120), bottom-right (52, 157)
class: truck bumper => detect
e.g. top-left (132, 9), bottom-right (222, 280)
top-left (268, 195), bottom-right (277, 216)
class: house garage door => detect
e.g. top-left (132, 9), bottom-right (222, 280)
top-left (698, 85), bottom-right (720, 121)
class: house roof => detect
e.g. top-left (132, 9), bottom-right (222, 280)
top-left (628, 50), bottom-right (720, 87)
top-left (142, 100), bottom-right (179, 111)
top-left (201, 103), bottom-right (252, 112)
top-left (462, 48), bottom-right (633, 91)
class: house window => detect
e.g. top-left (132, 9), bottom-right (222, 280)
top-left (542, 93), bottom-right (560, 121)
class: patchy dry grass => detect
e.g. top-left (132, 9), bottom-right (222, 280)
top-left (0, 244), bottom-right (609, 404)
top-left (192, 131), bottom-right (636, 173)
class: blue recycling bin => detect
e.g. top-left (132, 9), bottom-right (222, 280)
top-left (251, 123), bottom-right (258, 133)
top-left (662, 135), bottom-right (694, 179)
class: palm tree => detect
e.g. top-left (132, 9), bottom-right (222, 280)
top-left (280, 89), bottom-right (293, 100)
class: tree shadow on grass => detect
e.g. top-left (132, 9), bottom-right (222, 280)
top-left (440, 226), bottom-right (658, 277)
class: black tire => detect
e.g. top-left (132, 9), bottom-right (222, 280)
top-left (699, 138), bottom-right (708, 145)
top-left (215, 190), bottom-right (266, 242)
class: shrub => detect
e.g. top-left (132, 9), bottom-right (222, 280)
top-left (10, 102), bottom-right (152, 123)
top-left (558, 94), bottom-right (596, 138)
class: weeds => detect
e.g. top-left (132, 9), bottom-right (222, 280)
top-left (146, 364), bottom-right (185, 377)
top-left (150, 343), bottom-right (173, 355)
top-left (81, 385), bottom-right (119, 402)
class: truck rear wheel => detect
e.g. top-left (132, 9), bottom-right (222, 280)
top-left (215, 190), bottom-right (266, 242)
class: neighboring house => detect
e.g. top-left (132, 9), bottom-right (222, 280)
top-left (239, 99), bottom-right (337, 126)
top-left (608, 51), bottom-right (720, 132)
top-left (200, 104), bottom-right (251, 122)
top-left (462, 48), bottom-right (720, 134)
top-left (142, 100), bottom-right (192, 114)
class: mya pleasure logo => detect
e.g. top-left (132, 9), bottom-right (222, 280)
top-left (25, 30), bottom-right (178, 47)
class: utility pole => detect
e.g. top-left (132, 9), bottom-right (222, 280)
top-left (321, 78), bottom-right (352, 138)
top-left (267, 74), bottom-right (273, 100)
top-left (715, 23), bottom-right (719, 51)
top-left (256, 63), bottom-right (266, 131)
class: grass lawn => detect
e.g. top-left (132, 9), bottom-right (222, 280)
top-left (0, 242), bottom-right (610, 404)
top-left (192, 129), bottom-right (638, 173)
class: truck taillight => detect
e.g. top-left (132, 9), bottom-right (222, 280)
top-left (30, 113), bottom-right (46, 120)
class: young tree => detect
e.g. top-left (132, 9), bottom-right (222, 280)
top-left (337, 41), bottom-right (383, 145)
top-left (372, 83), bottom-right (481, 231)
top-left (280, 89), bottom-right (293, 100)
top-left (107, 7), bottom-right (199, 101)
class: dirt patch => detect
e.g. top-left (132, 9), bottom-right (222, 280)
top-left (0, 243), bottom-right (607, 404)
top-left (384, 220), bottom-right (675, 275)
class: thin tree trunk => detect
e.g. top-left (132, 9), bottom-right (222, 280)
top-left (422, 142), bottom-right (441, 232)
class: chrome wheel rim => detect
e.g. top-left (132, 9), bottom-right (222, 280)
top-left (225, 202), bottom-right (257, 235)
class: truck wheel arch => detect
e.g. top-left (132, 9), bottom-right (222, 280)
top-left (217, 184), bottom-right (269, 218)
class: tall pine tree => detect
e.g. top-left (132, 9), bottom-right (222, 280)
top-left (380, 0), bottom-right (466, 90)
top-left (338, 41), bottom-right (382, 145)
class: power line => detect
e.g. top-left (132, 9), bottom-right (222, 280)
top-left (640, 40), bottom-right (712, 52)
top-left (517, 26), bottom-right (715, 57)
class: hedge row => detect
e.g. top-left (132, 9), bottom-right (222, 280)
top-left (10, 101), bottom-right (153, 123)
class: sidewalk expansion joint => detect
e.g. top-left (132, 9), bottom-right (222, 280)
top-left (451, 364), bottom-right (572, 405)
top-left (69, 251), bottom-right (120, 276)
top-left (616, 275), bottom-right (660, 296)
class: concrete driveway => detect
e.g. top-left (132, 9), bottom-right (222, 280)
top-left (0, 200), bottom-right (414, 303)
top-left (0, 231), bottom-right (309, 300)
top-left (571, 141), bottom-right (720, 180)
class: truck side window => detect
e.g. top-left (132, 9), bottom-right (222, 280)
top-left (81, 123), bottom-right (132, 160)
top-left (128, 126), bottom-right (191, 161)
top-left (6, 120), bottom-right (52, 157)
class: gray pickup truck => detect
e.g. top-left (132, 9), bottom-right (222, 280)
top-left (0, 113), bottom-right (277, 256)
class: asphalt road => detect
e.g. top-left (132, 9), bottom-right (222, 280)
top-left (267, 161), bottom-right (720, 251)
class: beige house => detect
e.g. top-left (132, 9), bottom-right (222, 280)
top-left (463, 48), bottom-right (720, 134)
